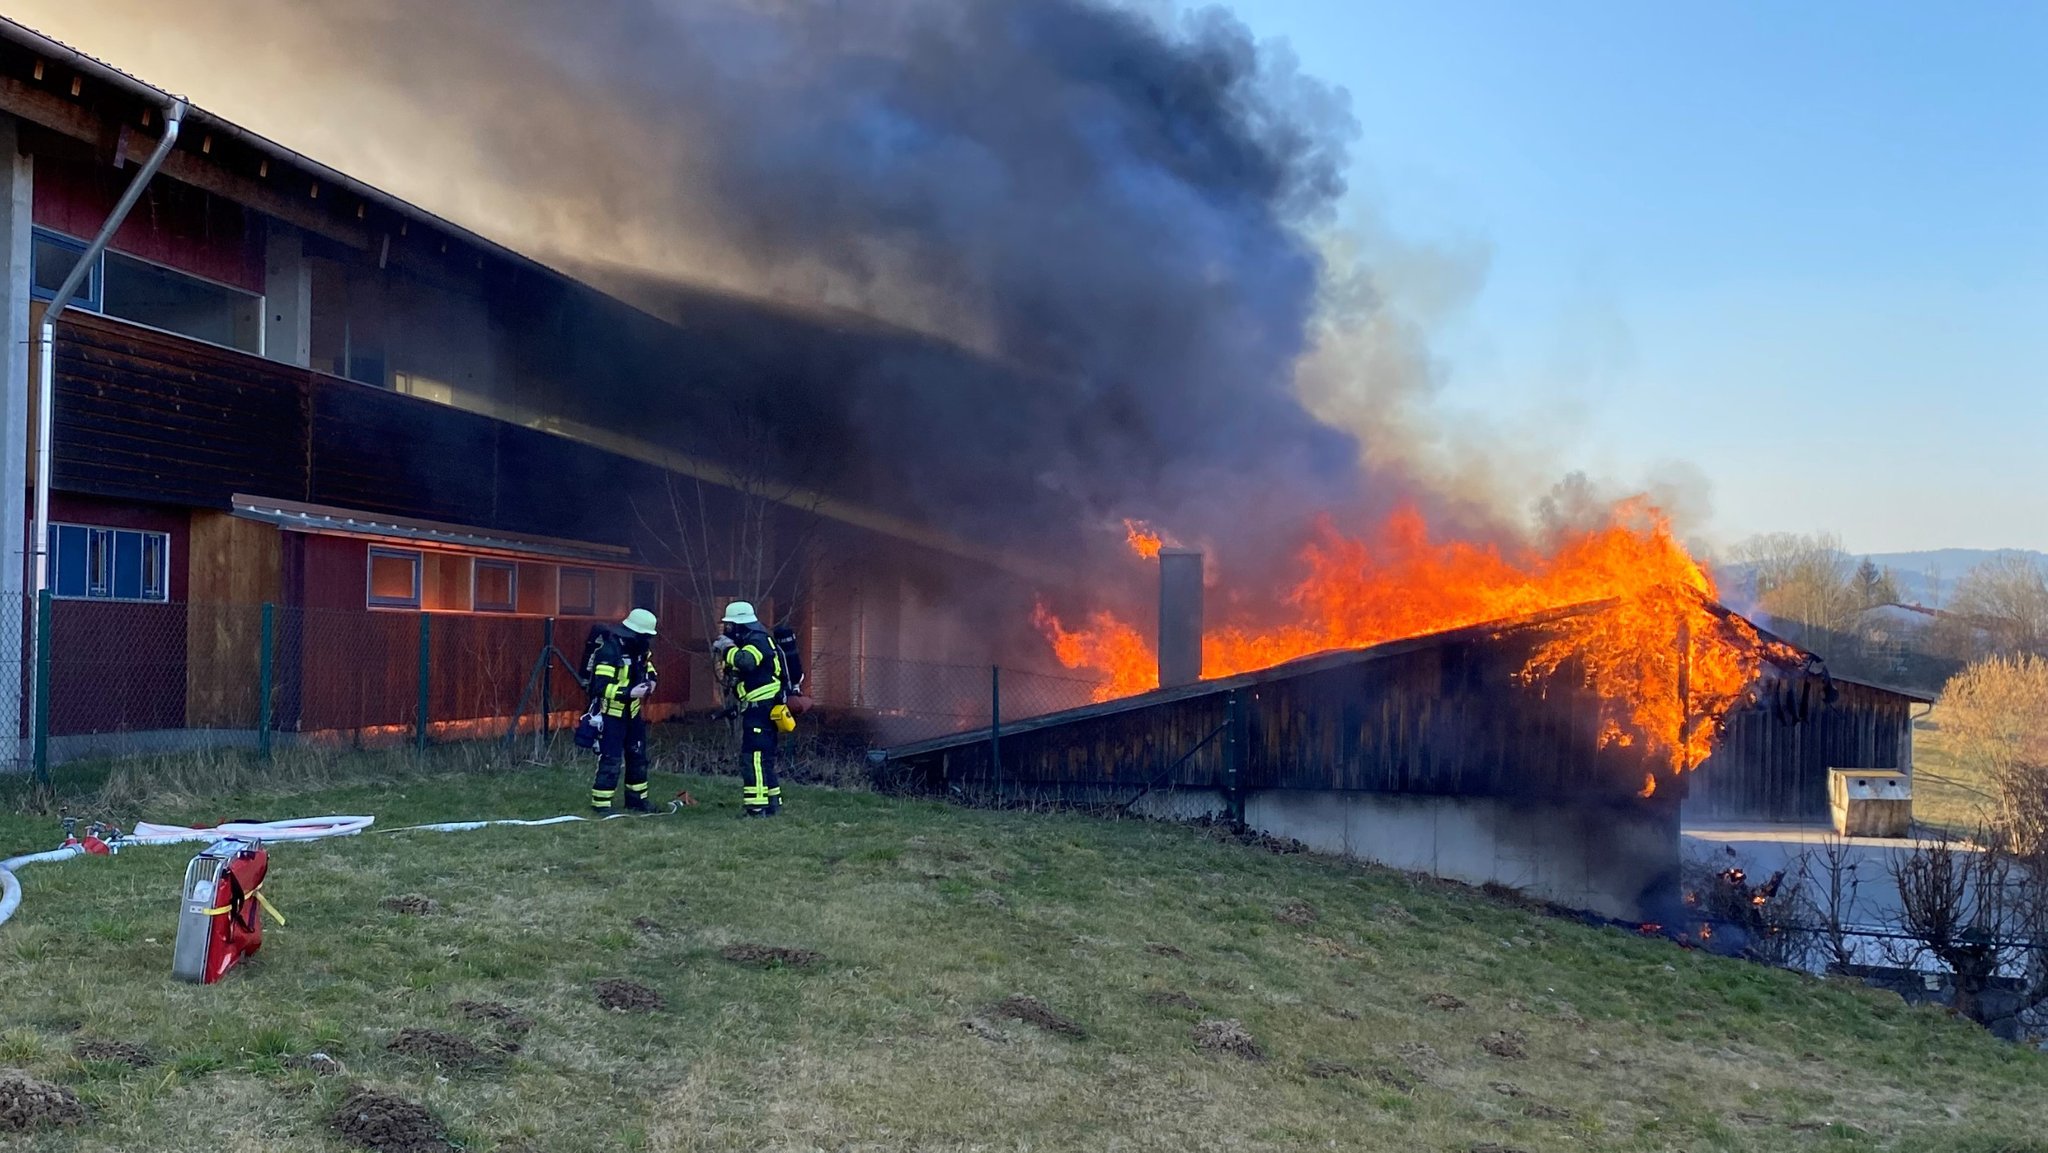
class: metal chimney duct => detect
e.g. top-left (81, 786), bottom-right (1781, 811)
top-left (1158, 548), bottom-right (1203, 688)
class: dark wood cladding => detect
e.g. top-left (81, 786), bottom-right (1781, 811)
top-left (51, 312), bottom-right (307, 506)
top-left (50, 313), bottom-right (648, 551)
top-left (1686, 680), bottom-right (1916, 823)
top-left (893, 620), bottom-right (1669, 806)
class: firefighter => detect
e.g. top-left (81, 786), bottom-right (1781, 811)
top-left (587, 608), bottom-right (660, 812)
top-left (712, 601), bottom-right (786, 817)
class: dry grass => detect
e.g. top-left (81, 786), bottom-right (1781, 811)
top-left (1913, 709), bottom-right (2001, 838)
top-left (0, 740), bottom-right (2042, 1150)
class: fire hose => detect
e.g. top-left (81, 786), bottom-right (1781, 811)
top-left (0, 807), bottom-right (678, 931)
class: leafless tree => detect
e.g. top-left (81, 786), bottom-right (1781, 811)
top-left (1729, 532), bottom-right (1860, 638)
top-left (1950, 555), bottom-right (2048, 658)
top-left (633, 412), bottom-right (826, 671)
top-left (1888, 832), bottom-right (2048, 1028)
top-left (1799, 834), bottom-right (1866, 973)
top-left (1939, 653), bottom-right (2048, 856)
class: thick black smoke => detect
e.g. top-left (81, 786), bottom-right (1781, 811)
top-left (173, 0), bottom-right (1372, 573)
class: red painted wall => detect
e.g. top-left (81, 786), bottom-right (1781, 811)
top-left (33, 154), bottom-right (265, 293)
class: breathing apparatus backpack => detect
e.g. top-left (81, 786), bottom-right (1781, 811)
top-left (574, 625), bottom-right (610, 751)
top-left (172, 838), bottom-right (275, 984)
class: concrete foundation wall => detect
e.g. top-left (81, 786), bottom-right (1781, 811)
top-left (1246, 789), bottom-right (1678, 922)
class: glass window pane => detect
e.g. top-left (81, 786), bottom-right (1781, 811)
top-left (102, 251), bottom-right (260, 352)
top-left (142, 534), bottom-right (169, 601)
top-left (113, 531), bottom-right (143, 600)
top-left (475, 561), bottom-right (516, 613)
top-left (558, 568), bottom-right (596, 616)
top-left (368, 549), bottom-right (420, 607)
top-left (632, 574), bottom-right (660, 613)
top-left (87, 529), bottom-right (112, 599)
top-left (31, 232), bottom-right (97, 307)
top-left (53, 526), bottom-right (87, 598)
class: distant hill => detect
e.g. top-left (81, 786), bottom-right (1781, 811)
top-left (1863, 549), bottom-right (2048, 604)
top-left (1712, 548), bottom-right (2048, 608)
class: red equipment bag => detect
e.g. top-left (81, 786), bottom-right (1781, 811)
top-left (172, 840), bottom-right (277, 984)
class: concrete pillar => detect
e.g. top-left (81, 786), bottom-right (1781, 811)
top-left (263, 225), bottom-right (311, 368)
top-left (0, 115), bottom-right (29, 764)
top-left (1159, 548), bottom-right (1203, 688)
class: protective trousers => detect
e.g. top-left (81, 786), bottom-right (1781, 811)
top-left (591, 715), bottom-right (651, 810)
top-left (740, 706), bottom-right (781, 815)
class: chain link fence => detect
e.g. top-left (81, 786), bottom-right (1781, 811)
top-left (5, 595), bottom-right (1105, 776)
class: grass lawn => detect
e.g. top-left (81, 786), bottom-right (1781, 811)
top-left (0, 740), bottom-right (2043, 1152)
top-left (1910, 709), bottom-right (2001, 839)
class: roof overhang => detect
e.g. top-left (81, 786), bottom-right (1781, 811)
top-left (231, 495), bottom-right (637, 567)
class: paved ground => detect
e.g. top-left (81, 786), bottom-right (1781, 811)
top-left (1680, 821), bottom-right (1955, 928)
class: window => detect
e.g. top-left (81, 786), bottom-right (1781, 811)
top-left (474, 560), bottom-right (517, 613)
top-left (31, 228), bottom-right (262, 353)
top-left (558, 567), bottom-right (597, 616)
top-left (32, 230), bottom-right (101, 309)
top-left (48, 524), bottom-right (169, 602)
top-left (632, 573), bottom-right (661, 613)
top-left (103, 251), bottom-right (262, 353)
top-left (367, 548), bottom-right (422, 609)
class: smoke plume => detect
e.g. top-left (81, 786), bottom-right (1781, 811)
top-left (17, 0), bottom-right (1664, 615)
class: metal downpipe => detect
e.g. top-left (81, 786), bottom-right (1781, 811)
top-left (23, 100), bottom-right (184, 767)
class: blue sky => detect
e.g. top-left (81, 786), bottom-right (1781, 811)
top-left (1228, 1), bottom-right (2048, 553)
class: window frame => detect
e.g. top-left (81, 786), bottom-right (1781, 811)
top-left (29, 228), bottom-right (102, 312)
top-left (366, 547), bottom-right (424, 610)
top-left (473, 559), bottom-right (518, 614)
top-left (557, 566), bottom-right (598, 617)
top-left (47, 522), bottom-right (171, 603)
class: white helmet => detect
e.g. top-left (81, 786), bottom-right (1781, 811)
top-left (721, 600), bottom-right (759, 626)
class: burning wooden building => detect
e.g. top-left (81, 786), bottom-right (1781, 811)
top-left (882, 596), bottom-right (1857, 922)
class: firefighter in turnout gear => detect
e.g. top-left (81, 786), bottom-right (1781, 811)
top-left (587, 609), bottom-right (660, 812)
top-left (713, 601), bottom-right (787, 816)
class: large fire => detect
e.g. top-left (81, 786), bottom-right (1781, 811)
top-left (1038, 501), bottom-right (1800, 780)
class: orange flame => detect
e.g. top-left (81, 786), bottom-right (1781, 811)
top-left (1039, 500), bottom-right (1798, 783)
top-left (1123, 518), bottom-right (1167, 560)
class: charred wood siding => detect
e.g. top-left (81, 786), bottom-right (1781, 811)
top-left (1686, 680), bottom-right (1915, 824)
top-left (892, 623), bottom-right (1666, 807)
top-left (49, 313), bottom-right (651, 552)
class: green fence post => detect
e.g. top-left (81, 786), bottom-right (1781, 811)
top-left (989, 665), bottom-right (1001, 801)
top-left (258, 603), bottom-right (275, 762)
top-left (416, 613), bottom-right (431, 755)
top-left (541, 617), bottom-right (555, 741)
top-left (32, 589), bottom-right (52, 781)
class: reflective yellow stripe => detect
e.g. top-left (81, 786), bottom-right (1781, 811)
top-left (200, 882), bottom-right (284, 925)
top-left (625, 782), bottom-right (648, 795)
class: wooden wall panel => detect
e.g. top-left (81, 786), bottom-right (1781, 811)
top-left (184, 512), bottom-right (282, 727)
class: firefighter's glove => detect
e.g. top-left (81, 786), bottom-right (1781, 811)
top-left (629, 683), bottom-right (653, 700)
top-left (710, 636), bottom-right (736, 657)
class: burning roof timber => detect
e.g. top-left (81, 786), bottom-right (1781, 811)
top-left (883, 599), bottom-right (1847, 807)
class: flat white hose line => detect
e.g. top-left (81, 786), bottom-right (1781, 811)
top-left (0, 807), bottom-right (664, 929)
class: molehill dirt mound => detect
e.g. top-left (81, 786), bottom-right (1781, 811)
top-left (1481, 1029), bottom-right (1529, 1060)
top-left (990, 995), bottom-right (1086, 1039)
top-left (1523, 1102), bottom-right (1574, 1121)
top-left (1192, 1018), bottom-right (1264, 1061)
top-left (385, 1029), bottom-right (487, 1067)
top-left (1144, 990), bottom-right (1201, 1011)
top-left (453, 1001), bottom-right (535, 1034)
top-left (1143, 942), bottom-right (1187, 958)
top-left (329, 1087), bottom-right (449, 1153)
top-left (1275, 899), bottom-right (1319, 925)
top-left (593, 979), bottom-right (665, 1013)
top-left (73, 1039), bottom-right (154, 1067)
top-left (1425, 992), bottom-right (1467, 1011)
top-left (0, 1070), bottom-right (85, 1132)
top-left (719, 943), bottom-right (821, 969)
top-left (379, 894), bottom-right (438, 916)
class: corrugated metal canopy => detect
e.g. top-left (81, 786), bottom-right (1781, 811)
top-left (231, 495), bottom-right (636, 566)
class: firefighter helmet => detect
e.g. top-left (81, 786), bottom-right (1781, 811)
top-left (721, 601), bottom-right (759, 626)
top-left (622, 608), bottom-right (658, 636)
